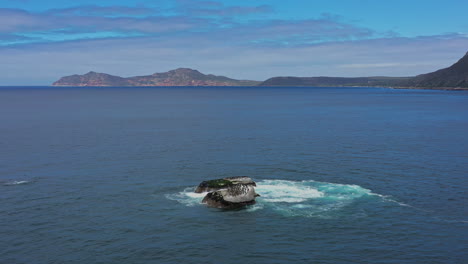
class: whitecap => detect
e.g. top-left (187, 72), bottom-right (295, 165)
top-left (256, 180), bottom-right (324, 203)
top-left (255, 179), bottom-right (375, 218)
top-left (165, 187), bottom-right (207, 207)
top-left (4, 180), bottom-right (30, 186)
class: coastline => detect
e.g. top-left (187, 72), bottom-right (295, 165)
top-left (389, 86), bottom-right (468, 91)
top-left (3, 85), bottom-right (468, 91)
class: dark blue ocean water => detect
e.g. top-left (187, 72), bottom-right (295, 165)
top-left (0, 86), bottom-right (467, 264)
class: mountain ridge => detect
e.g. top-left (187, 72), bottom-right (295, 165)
top-left (259, 52), bottom-right (468, 89)
top-left (53, 52), bottom-right (468, 89)
top-left (405, 52), bottom-right (468, 88)
top-left (53, 68), bottom-right (260, 86)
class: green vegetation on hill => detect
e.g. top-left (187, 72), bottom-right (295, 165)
top-left (406, 52), bottom-right (468, 88)
top-left (259, 52), bottom-right (468, 89)
top-left (53, 68), bottom-right (260, 86)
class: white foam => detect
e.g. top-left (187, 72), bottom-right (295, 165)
top-left (256, 180), bottom-right (324, 203)
top-left (4, 180), bottom-right (29, 186)
top-left (369, 192), bottom-right (432, 212)
top-left (165, 187), bottom-right (206, 206)
top-left (246, 204), bottom-right (264, 212)
top-left (254, 179), bottom-right (377, 218)
top-left (263, 198), bottom-right (308, 203)
top-left (291, 204), bottom-right (313, 209)
top-left (185, 192), bottom-right (208, 199)
top-left (165, 179), bottom-right (380, 218)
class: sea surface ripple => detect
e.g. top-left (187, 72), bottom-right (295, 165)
top-left (1, 86), bottom-right (467, 264)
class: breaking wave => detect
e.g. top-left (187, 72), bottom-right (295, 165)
top-left (165, 187), bottom-right (208, 207)
top-left (255, 179), bottom-right (373, 217)
top-left (166, 179), bottom-right (381, 217)
top-left (3, 180), bottom-right (30, 186)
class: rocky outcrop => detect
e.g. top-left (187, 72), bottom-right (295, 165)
top-left (194, 176), bottom-right (256, 193)
top-left (196, 177), bottom-right (259, 209)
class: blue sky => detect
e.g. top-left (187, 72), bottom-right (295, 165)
top-left (1, 0), bottom-right (468, 85)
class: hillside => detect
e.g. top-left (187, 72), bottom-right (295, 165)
top-left (52, 71), bottom-right (129, 86)
top-left (259, 52), bottom-right (468, 89)
top-left (406, 52), bottom-right (468, 88)
top-left (53, 68), bottom-right (260, 86)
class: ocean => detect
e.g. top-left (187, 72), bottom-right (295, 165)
top-left (0, 86), bottom-right (467, 264)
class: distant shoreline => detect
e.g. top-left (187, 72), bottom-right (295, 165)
top-left (390, 86), bottom-right (468, 91)
top-left (50, 51), bottom-right (468, 88)
top-left (2, 85), bottom-right (468, 91)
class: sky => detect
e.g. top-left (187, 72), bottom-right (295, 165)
top-left (1, 0), bottom-right (468, 85)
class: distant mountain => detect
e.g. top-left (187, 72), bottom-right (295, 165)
top-left (259, 52), bottom-right (468, 89)
top-left (126, 68), bottom-right (259, 86)
top-left (54, 52), bottom-right (468, 89)
top-left (52, 71), bottom-right (129, 86)
top-left (53, 68), bottom-right (260, 86)
top-left (406, 52), bottom-right (468, 88)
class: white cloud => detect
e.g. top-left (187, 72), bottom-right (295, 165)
top-left (0, 5), bottom-right (378, 47)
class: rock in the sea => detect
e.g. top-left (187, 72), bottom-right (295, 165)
top-left (194, 176), bottom-right (256, 193)
top-left (202, 184), bottom-right (258, 209)
top-left (195, 177), bottom-right (259, 209)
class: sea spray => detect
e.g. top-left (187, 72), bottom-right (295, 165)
top-left (166, 179), bottom-right (377, 217)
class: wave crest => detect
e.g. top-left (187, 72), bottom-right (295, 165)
top-left (3, 180), bottom-right (30, 186)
